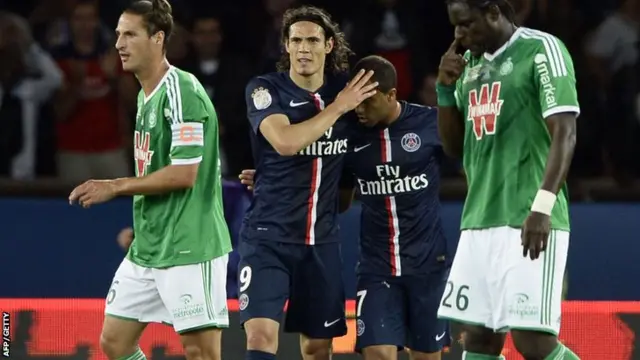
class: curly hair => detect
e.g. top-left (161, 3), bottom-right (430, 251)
top-left (124, 0), bottom-right (174, 47)
top-left (276, 6), bottom-right (353, 74)
top-left (446, 0), bottom-right (516, 23)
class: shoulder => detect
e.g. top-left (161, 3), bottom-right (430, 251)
top-left (170, 67), bottom-right (203, 93)
top-left (517, 27), bottom-right (568, 52)
top-left (247, 72), bottom-right (281, 90)
top-left (405, 102), bottom-right (437, 120)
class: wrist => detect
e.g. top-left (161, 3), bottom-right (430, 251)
top-left (531, 189), bottom-right (557, 216)
top-left (436, 83), bottom-right (457, 107)
top-left (111, 178), bottom-right (130, 196)
top-left (326, 102), bottom-right (347, 117)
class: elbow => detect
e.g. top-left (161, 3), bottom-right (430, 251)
top-left (173, 164), bottom-right (199, 188)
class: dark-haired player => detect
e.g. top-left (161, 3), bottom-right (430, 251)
top-left (435, 0), bottom-right (580, 359)
top-left (68, 1), bottom-right (232, 359)
top-left (238, 5), bottom-right (378, 360)
top-left (345, 56), bottom-right (451, 360)
top-left (240, 55), bottom-right (452, 360)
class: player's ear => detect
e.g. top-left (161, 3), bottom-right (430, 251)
top-left (486, 4), bottom-right (501, 23)
top-left (325, 37), bottom-right (334, 54)
top-left (284, 39), bottom-right (291, 54)
top-left (387, 88), bottom-right (397, 102)
top-left (153, 31), bottom-right (164, 45)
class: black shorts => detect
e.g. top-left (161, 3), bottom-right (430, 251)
top-left (237, 238), bottom-right (347, 339)
top-left (355, 268), bottom-right (452, 353)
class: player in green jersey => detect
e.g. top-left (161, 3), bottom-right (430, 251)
top-left (68, 1), bottom-right (231, 360)
top-left (434, 0), bottom-right (580, 359)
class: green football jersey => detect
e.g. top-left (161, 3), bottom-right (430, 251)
top-left (127, 66), bottom-right (232, 268)
top-left (454, 27), bottom-right (579, 231)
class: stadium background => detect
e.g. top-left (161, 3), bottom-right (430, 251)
top-left (1, 0), bottom-right (640, 358)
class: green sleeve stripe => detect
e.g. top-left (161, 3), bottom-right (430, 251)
top-left (172, 156), bottom-right (202, 165)
top-left (165, 70), bottom-right (184, 124)
top-left (521, 29), bottom-right (569, 78)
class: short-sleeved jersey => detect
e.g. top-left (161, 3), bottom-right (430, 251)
top-left (128, 66), bottom-right (232, 268)
top-left (242, 72), bottom-right (352, 245)
top-left (454, 27), bottom-right (579, 231)
top-left (343, 103), bottom-right (450, 276)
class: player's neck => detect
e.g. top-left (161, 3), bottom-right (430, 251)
top-left (137, 58), bottom-right (171, 97)
top-left (383, 101), bottom-right (402, 127)
top-left (487, 22), bottom-right (516, 54)
top-left (289, 69), bottom-right (324, 92)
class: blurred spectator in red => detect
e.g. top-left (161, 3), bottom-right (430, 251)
top-left (0, 11), bottom-right (62, 179)
top-left (183, 14), bottom-right (254, 178)
top-left (51, 0), bottom-right (137, 183)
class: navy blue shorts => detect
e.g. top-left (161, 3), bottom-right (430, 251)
top-left (355, 268), bottom-right (452, 353)
top-left (237, 239), bottom-right (347, 339)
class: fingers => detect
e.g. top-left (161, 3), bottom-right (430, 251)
top-left (354, 70), bottom-right (375, 89)
top-left (362, 90), bottom-right (377, 100)
top-left (241, 169), bottom-right (255, 175)
top-left (69, 183), bottom-right (87, 204)
top-left (361, 82), bottom-right (379, 93)
top-left (346, 69), bottom-right (366, 88)
top-left (446, 37), bottom-right (461, 54)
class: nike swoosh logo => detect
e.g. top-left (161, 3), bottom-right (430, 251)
top-left (435, 332), bottom-right (446, 341)
top-left (324, 318), bottom-right (341, 327)
top-left (290, 100), bottom-right (309, 107)
top-left (354, 144), bottom-right (371, 152)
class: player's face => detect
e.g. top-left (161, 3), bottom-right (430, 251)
top-left (355, 87), bottom-right (397, 127)
top-left (448, 2), bottom-right (494, 56)
top-left (285, 21), bottom-right (334, 76)
top-left (115, 13), bottom-right (164, 73)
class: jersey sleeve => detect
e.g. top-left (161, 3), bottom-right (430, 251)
top-left (164, 72), bottom-right (210, 165)
top-left (532, 37), bottom-right (580, 119)
top-left (245, 77), bottom-right (285, 134)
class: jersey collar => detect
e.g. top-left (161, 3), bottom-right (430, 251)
top-left (483, 27), bottom-right (524, 62)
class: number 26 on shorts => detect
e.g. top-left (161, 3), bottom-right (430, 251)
top-left (441, 281), bottom-right (469, 311)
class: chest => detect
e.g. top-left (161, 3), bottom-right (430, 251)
top-left (276, 85), bottom-right (339, 124)
top-left (459, 56), bottom-right (534, 140)
top-left (350, 127), bottom-right (433, 179)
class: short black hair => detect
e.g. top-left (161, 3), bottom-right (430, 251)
top-left (277, 5), bottom-right (353, 74)
top-left (352, 55), bottom-right (397, 93)
top-left (124, 0), bottom-right (174, 46)
top-left (446, 0), bottom-right (516, 23)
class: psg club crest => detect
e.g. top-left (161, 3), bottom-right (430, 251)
top-left (251, 87), bottom-right (272, 110)
top-left (401, 133), bottom-right (421, 152)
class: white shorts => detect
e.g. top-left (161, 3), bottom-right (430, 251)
top-left (437, 226), bottom-right (568, 335)
top-left (104, 255), bottom-right (229, 333)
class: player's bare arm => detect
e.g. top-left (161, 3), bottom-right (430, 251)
top-left (436, 38), bottom-right (466, 158)
top-left (259, 69), bottom-right (378, 156)
top-left (113, 162), bottom-right (199, 195)
top-left (522, 113), bottom-right (577, 260)
top-left (69, 163), bottom-right (198, 207)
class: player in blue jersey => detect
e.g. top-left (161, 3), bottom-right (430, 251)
top-left (240, 55), bottom-right (452, 360)
top-left (343, 56), bottom-right (452, 360)
top-left (239, 5), bottom-right (378, 360)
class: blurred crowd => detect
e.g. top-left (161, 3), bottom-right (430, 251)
top-left (0, 0), bottom-right (639, 185)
